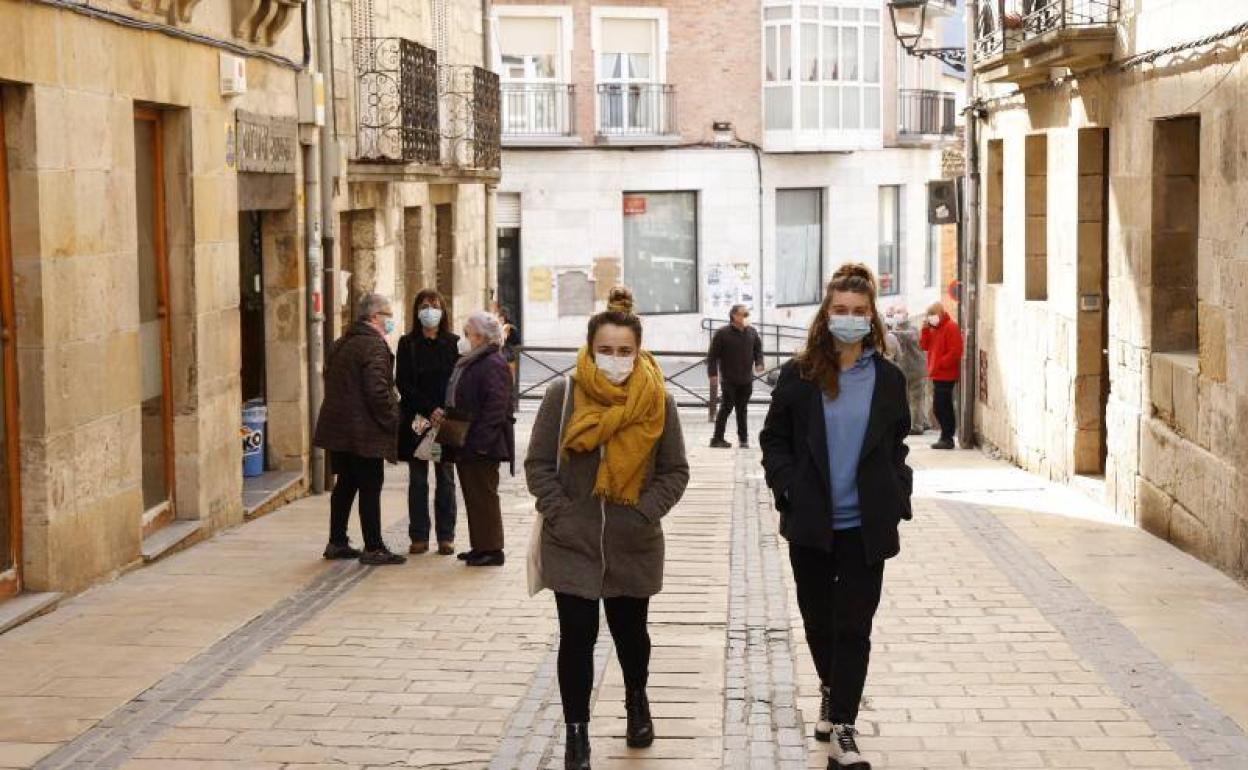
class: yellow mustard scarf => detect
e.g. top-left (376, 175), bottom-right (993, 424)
top-left (562, 348), bottom-right (667, 506)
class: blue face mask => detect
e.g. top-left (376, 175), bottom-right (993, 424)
top-left (418, 307), bottom-right (442, 329)
top-left (827, 314), bottom-right (871, 344)
top-left (383, 317), bottom-right (396, 335)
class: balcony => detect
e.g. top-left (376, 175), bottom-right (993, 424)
top-left (352, 37), bottom-right (439, 165)
top-left (500, 83), bottom-right (580, 147)
top-left (973, 1), bottom-right (1117, 87)
top-left (595, 84), bottom-right (678, 145)
top-left (440, 66), bottom-right (502, 171)
top-left (897, 89), bottom-right (957, 144)
top-left (1019, 0), bottom-right (1117, 71)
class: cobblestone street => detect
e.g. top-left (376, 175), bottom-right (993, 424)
top-left (1, 410), bottom-right (1247, 770)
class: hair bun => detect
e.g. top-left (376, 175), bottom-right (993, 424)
top-left (832, 262), bottom-right (877, 289)
top-left (606, 285), bottom-right (635, 314)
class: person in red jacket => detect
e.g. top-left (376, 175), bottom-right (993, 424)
top-left (919, 302), bottom-right (963, 450)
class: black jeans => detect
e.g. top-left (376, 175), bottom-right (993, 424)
top-left (407, 459), bottom-right (457, 543)
top-left (714, 382), bottom-right (753, 443)
top-left (555, 592), bottom-right (651, 723)
top-left (932, 380), bottom-right (957, 442)
top-left (329, 451), bottom-right (385, 552)
top-left (789, 529), bottom-right (885, 725)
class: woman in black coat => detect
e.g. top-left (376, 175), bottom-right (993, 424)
top-left (396, 289), bottom-right (460, 555)
top-left (759, 263), bottom-right (913, 770)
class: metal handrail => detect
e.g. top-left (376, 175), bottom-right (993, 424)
top-left (1023, 0), bottom-right (1118, 39)
top-left (897, 89), bottom-right (957, 137)
top-left (596, 83), bottom-right (677, 136)
top-left (501, 83), bottom-right (577, 136)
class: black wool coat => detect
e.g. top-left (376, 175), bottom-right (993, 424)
top-left (759, 356), bottom-right (914, 564)
top-left (313, 322), bottom-right (400, 462)
top-left (395, 330), bottom-right (460, 460)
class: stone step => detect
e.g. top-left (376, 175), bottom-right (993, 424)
top-left (0, 591), bottom-right (62, 635)
top-left (140, 520), bottom-right (204, 563)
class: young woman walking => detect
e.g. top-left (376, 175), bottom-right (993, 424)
top-left (525, 287), bottom-right (690, 770)
top-left (760, 263), bottom-right (913, 770)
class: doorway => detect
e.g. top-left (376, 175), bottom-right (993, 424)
top-left (435, 204), bottom-right (454, 320)
top-left (1074, 128), bottom-right (1110, 476)
top-left (497, 227), bottom-right (521, 330)
top-left (0, 98), bottom-right (22, 599)
top-left (239, 212), bottom-right (267, 406)
top-left (134, 108), bottom-right (176, 534)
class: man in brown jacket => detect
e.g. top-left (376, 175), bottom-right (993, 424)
top-left (314, 293), bottom-right (406, 565)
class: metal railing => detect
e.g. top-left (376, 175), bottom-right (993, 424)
top-left (1023, 0), bottom-right (1118, 39)
top-left (596, 83), bottom-right (677, 137)
top-left (352, 37), bottom-right (439, 164)
top-left (897, 89), bottom-right (957, 138)
top-left (972, 0), bottom-right (1025, 64)
top-left (501, 83), bottom-right (577, 136)
top-left (440, 65), bottom-right (501, 170)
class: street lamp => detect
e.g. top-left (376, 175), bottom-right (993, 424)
top-left (886, 0), bottom-right (966, 73)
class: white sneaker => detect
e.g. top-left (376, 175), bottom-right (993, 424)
top-left (828, 724), bottom-right (870, 770)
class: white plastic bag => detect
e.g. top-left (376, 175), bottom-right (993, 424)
top-left (414, 426), bottom-right (440, 463)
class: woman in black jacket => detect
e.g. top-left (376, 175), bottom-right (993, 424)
top-left (396, 289), bottom-right (460, 555)
top-left (759, 263), bottom-right (913, 770)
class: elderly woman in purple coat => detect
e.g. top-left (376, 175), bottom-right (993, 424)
top-left (444, 311), bottom-right (515, 566)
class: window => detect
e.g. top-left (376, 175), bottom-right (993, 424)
top-left (622, 191), bottom-right (697, 314)
top-left (878, 185), bottom-right (901, 296)
top-left (925, 223), bottom-right (938, 289)
top-left (498, 17), bottom-right (560, 81)
top-left (776, 189), bottom-right (823, 306)
top-left (764, 1), bottom-right (882, 135)
top-left (495, 11), bottom-right (573, 135)
top-left (1150, 117), bottom-right (1200, 353)
top-left (596, 15), bottom-right (665, 134)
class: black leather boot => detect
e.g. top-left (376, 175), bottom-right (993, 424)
top-left (564, 722), bottom-right (591, 770)
top-left (625, 689), bottom-right (654, 748)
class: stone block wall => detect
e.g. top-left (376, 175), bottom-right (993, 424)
top-left (973, 4), bottom-right (1248, 581)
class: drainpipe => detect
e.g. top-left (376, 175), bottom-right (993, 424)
top-left (958, 1), bottom-right (980, 449)
top-left (482, 0), bottom-right (495, 311)
top-left (307, 0), bottom-right (337, 493)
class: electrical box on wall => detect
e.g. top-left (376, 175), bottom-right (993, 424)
top-left (220, 53), bottom-right (247, 97)
top-left (297, 72), bottom-right (326, 127)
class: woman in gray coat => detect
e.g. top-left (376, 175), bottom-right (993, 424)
top-left (525, 287), bottom-right (689, 770)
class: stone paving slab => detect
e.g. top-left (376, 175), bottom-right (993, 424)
top-left (2, 413), bottom-right (1248, 769)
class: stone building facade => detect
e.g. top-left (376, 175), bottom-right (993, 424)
top-left (492, 0), bottom-right (960, 351)
top-left (971, 0), bottom-right (1248, 580)
top-left (0, 0), bottom-right (498, 608)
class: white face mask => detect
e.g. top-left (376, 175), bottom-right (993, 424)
top-left (418, 307), bottom-right (442, 329)
top-left (928, 314), bottom-right (941, 327)
top-left (457, 336), bottom-right (474, 355)
top-left (595, 353), bottom-right (636, 385)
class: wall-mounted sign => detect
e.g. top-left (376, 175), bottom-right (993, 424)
top-left (623, 195), bottom-right (647, 216)
top-left (235, 111), bottom-right (298, 174)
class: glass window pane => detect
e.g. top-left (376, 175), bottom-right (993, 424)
top-left (776, 189), bottom-right (823, 306)
top-left (863, 85), bottom-right (880, 129)
top-left (823, 26), bottom-right (838, 80)
top-left (841, 27), bottom-right (859, 82)
top-left (623, 192), bottom-right (698, 314)
top-left (765, 27), bottom-right (777, 81)
top-left (766, 86), bottom-right (794, 130)
top-left (842, 8), bottom-right (859, 21)
top-left (628, 54), bottom-right (651, 80)
top-left (843, 85), bottom-right (860, 128)
top-left (802, 85), bottom-right (820, 129)
top-left (822, 84), bottom-right (840, 129)
top-left (764, 6), bottom-right (791, 20)
top-left (601, 53), bottom-right (623, 79)
top-left (878, 186), bottom-right (901, 296)
top-left (801, 23), bottom-right (819, 81)
top-left (863, 26), bottom-right (880, 83)
top-left (823, 7), bottom-right (839, 20)
top-left (801, 5), bottom-right (819, 19)
top-left (779, 25), bottom-right (792, 81)
top-left (864, 9), bottom-right (879, 22)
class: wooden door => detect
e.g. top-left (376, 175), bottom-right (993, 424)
top-left (0, 100), bottom-right (22, 599)
top-left (134, 109), bottom-right (176, 531)
top-left (435, 204), bottom-right (454, 320)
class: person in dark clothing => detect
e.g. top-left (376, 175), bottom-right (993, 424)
top-left (708, 304), bottom-right (764, 449)
top-left (760, 264), bottom-right (913, 770)
top-left (313, 293), bottom-right (407, 566)
top-left (396, 289), bottom-right (460, 556)
top-left (446, 311), bottom-right (516, 567)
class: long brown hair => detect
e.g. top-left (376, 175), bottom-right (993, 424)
top-left (795, 263), bottom-right (887, 398)
top-left (412, 288), bottom-right (452, 335)
top-left (587, 286), bottom-right (643, 348)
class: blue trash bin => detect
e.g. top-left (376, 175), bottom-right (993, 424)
top-left (241, 402), bottom-right (267, 478)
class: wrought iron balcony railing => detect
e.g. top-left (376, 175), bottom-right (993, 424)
top-left (501, 83), bottom-right (577, 137)
top-left (352, 37), bottom-right (439, 164)
top-left (596, 83), bottom-right (676, 138)
top-left (897, 89), bottom-right (957, 139)
top-left (1022, 0), bottom-right (1118, 40)
top-left (441, 66), bottom-right (501, 170)
top-left (973, 0), bottom-right (1025, 65)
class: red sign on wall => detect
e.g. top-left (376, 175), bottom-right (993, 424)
top-left (623, 195), bottom-right (647, 215)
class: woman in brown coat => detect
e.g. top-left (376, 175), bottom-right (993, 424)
top-left (525, 287), bottom-right (689, 770)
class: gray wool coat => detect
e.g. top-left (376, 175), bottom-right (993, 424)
top-left (524, 377), bottom-right (690, 600)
